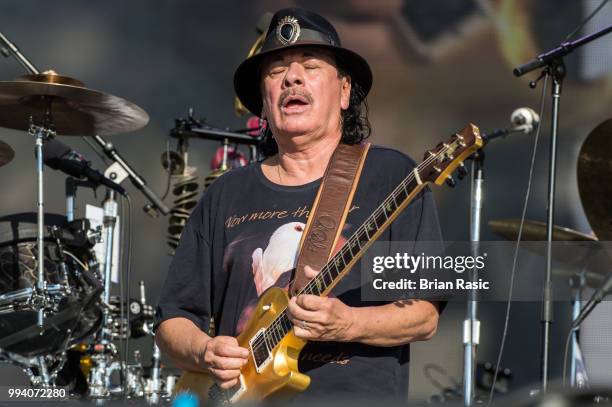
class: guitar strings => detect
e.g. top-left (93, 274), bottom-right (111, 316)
top-left (251, 140), bottom-right (457, 351)
top-left (251, 141), bottom-right (454, 351)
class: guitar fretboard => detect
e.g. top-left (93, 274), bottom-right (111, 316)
top-left (258, 146), bottom-right (448, 350)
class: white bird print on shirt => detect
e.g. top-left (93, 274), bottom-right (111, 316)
top-left (251, 221), bottom-right (305, 295)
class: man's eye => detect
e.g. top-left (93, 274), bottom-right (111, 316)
top-left (305, 64), bottom-right (318, 70)
top-left (270, 68), bottom-right (285, 76)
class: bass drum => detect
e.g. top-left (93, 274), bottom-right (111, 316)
top-left (0, 213), bottom-right (103, 357)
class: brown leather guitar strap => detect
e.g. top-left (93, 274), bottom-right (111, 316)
top-left (290, 142), bottom-right (370, 296)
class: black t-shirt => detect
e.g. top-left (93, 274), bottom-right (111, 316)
top-left (155, 145), bottom-right (442, 402)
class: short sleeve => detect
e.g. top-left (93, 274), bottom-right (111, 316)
top-left (154, 213), bottom-right (213, 333)
top-left (390, 187), bottom-right (442, 243)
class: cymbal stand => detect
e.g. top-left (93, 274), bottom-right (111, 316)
top-left (88, 189), bottom-right (121, 399)
top-left (569, 272), bottom-right (588, 388)
top-left (28, 119), bottom-right (56, 329)
top-left (139, 280), bottom-right (162, 404)
top-left (1, 29), bottom-right (54, 331)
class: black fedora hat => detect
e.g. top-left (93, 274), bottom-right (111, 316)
top-left (234, 7), bottom-right (373, 117)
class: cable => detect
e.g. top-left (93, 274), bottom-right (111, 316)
top-left (161, 139), bottom-right (172, 201)
top-left (118, 190), bottom-right (126, 393)
top-left (562, 327), bottom-right (576, 387)
top-left (486, 74), bottom-right (549, 407)
top-left (80, 136), bottom-right (109, 165)
top-left (563, 0), bottom-right (609, 42)
top-left (121, 193), bottom-right (134, 389)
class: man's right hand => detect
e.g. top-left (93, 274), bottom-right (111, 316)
top-left (199, 336), bottom-right (250, 389)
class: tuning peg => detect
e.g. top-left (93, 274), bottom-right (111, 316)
top-left (457, 162), bottom-right (469, 180)
top-left (446, 175), bottom-right (456, 188)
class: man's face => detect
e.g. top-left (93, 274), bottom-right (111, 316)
top-left (260, 47), bottom-right (351, 142)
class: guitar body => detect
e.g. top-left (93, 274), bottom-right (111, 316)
top-left (174, 287), bottom-right (310, 403)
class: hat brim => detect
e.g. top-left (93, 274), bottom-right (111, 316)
top-left (234, 42), bottom-right (372, 117)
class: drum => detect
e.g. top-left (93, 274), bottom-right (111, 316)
top-left (108, 296), bottom-right (155, 340)
top-left (0, 213), bottom-right (103, 357)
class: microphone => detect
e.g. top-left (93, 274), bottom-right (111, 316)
top-left (510, 107), bottom-right (540, 134)
top-left (572, 272), bottom-right (612, 329)
top-left (482, 107), bottom-right (540, 143)
top-left (43, 138), bottom-right (126, 195)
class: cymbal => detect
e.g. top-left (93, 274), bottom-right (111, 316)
top-left (578, 118), bottom-right (612, 241)
top-left (488, 218), bottom-right (597, 242)
top-left (0, 72), bottom-right (149, 136)
top-left (552, 266), bottom-right (605, 288)
top-left (489, 219), bottom-right (608, 282)
top-left (0, 140), bottom-right (14, 167)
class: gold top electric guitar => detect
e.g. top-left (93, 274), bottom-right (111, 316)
top-left (173, 124), bottom-right (483, 403)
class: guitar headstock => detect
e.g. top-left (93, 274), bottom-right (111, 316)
top-left (419, 123), bottom-right (483, 186)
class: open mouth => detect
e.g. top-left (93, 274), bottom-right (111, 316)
top-left (281, 94), bottom-right (311, 113)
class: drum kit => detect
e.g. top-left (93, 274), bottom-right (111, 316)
top-left (0, 36), bottom-right (178, 403)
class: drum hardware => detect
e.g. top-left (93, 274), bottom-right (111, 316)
top-left (0, 30), bottom-right (149, 383)
top-left (86, 343), bottom-right (123, 399)
top-left (0, 30), bottom-right (175, 402)
top-left (0, 140), bottom-right (14, 167)
top-left (165, 111), bottom-right (256, 254)
top-left (1, 350), bottom-right (68, 387)
top-left (488, 218), bottom-right (608, 389)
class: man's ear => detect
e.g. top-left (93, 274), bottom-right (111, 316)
top-left (340, 76), bottom-right (351, 110)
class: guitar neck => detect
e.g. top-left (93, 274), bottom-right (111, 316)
top-left (261, 155), bottom-right (444, 350)
top-left (297, 165), bottom-right (429, 298)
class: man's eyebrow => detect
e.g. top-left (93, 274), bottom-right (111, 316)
top-left (270, 51), bottom-right (317, 62)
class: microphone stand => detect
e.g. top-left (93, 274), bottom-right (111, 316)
top-left (463, 150), bottom-right (484, 407)
top-left (513, 23), bottom-right (612, 393)
top-left (93, 135), bottom-right (170, 216)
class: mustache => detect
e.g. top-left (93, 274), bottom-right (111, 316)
top-left (278, 89), bottom-right (313, 108)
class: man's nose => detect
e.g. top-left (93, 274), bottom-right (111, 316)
top-left (283, 62), bottom-right (304, 88)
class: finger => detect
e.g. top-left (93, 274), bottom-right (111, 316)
top-left (213, 336), bottom-right (240, 347)
top-left (303, 265), bottom-right (320, 279)
top-left (295, 294), bottom-right (327, 311)
top-left (209, 367), bottom-right (241, 381)
top-left (218, 378), bottom-right (239, 390)
top-left (212, 356), bottom-right (248, 370)
top-left (288, 297), bottom-right (321, 321)
top-left (292, 326), bottom-right (316, 340)
top-left (213, 344), bottom-right (250, 359)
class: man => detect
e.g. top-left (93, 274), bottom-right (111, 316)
top-left (155, 7), bottom-right (443, 402)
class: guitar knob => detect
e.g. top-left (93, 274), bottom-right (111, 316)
top-left (446, 175), bottom-right (456, 188)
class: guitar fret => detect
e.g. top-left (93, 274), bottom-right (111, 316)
top-left (333, 256), bottom-right (343, 276)
top-left (341, 247), bottom-right (352, 265)
top-left (395, 184), bottom-right (408, 203)
top-left (264, 332), bottom-right (273, 351)
top-left (357, 227), bottom-right (369, 245)
top-left (322, 269), bottom-right (333, 286)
